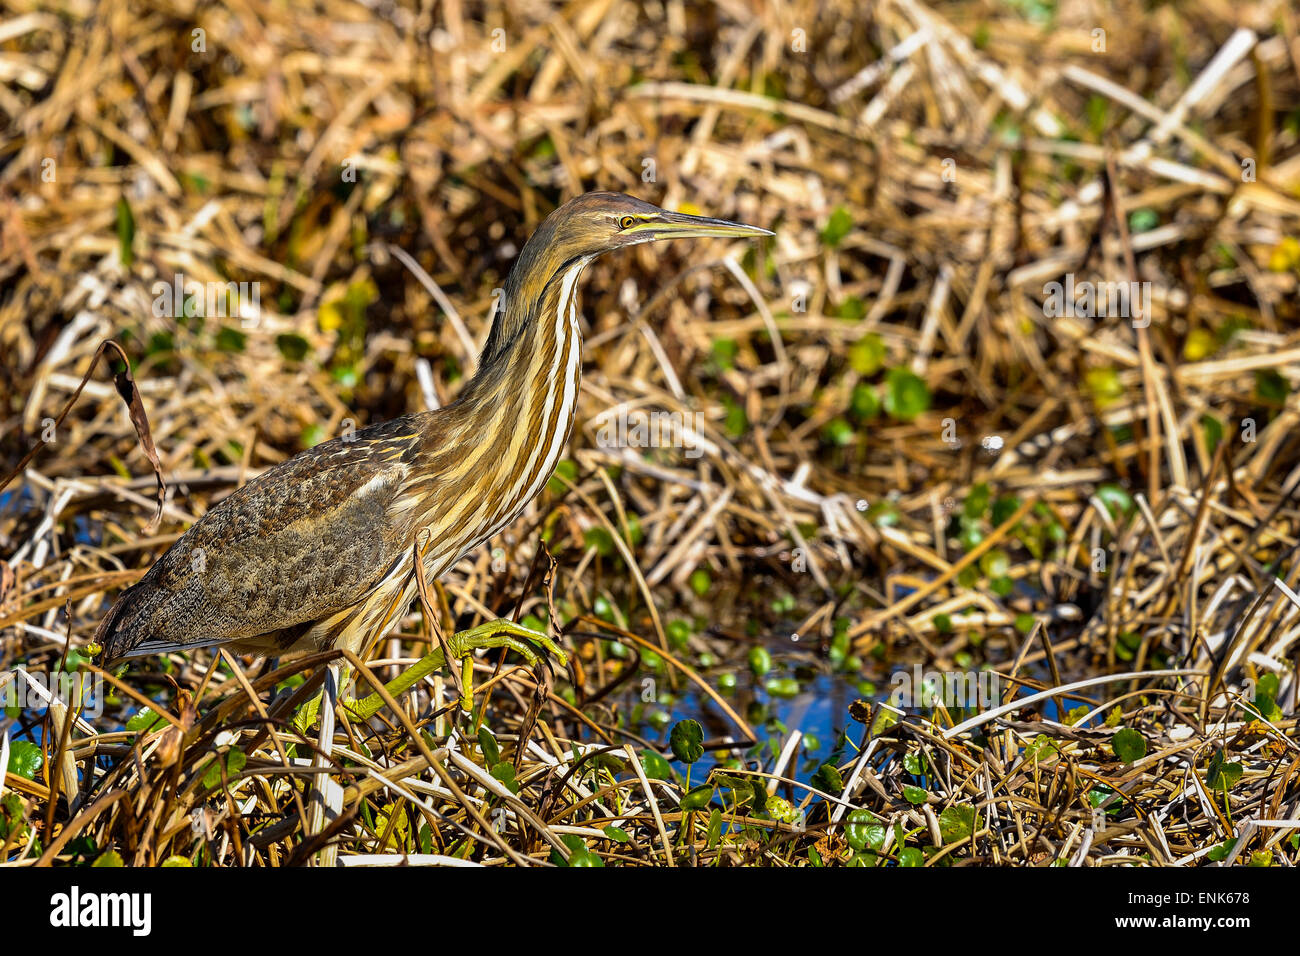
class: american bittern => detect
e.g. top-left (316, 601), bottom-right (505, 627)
top-left (95, 191), bottom-right (770, 720)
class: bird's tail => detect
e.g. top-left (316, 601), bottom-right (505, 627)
top-left (93, 584), bottom-right (146, 666)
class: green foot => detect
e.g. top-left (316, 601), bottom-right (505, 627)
top-left (291, 619), bottom-right (566, 728)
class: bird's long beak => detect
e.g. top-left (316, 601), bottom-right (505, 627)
top-left (633, 209), bottom-right (773, 242)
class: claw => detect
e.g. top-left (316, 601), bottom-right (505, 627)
top-left (446, 619), bottom-right (567, 712)
top-left (450, 620), bottom-right (567, 668)
top-left (307, 619), bottom-right (567, 723)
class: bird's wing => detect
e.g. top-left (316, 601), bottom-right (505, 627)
top-left (97, 416), bottom-right (424, 661)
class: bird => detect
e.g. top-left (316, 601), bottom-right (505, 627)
top-left (93, 191), bottom-right (771, 720)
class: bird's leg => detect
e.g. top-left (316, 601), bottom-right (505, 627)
top-left (339, 619), bottom-right (566, 722)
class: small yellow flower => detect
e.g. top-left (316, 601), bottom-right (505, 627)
top-left (1183, 327), bottom-right (1216, 361)
top-left (1267, 236), bottom-right (1300, 272)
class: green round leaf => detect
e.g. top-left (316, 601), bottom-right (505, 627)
top-left (6, 741), bottom-right (42, 781)
top-left (680, 784), bottom-right (715, 811)
top-left (850, 383), bottom-right (881, 420)
top-left (1207, 838), bottom-right (1236, 862)
top-left (1255, 369), bottom-right (1289, 404)
top-left (301, 423), bottom-right (327, 448)
top-left (490, 761), bottom-right (520, 795)
top-left (821, 206), bottom-right (854, 248)
top-left (844, 809), bottom-right (885, 852)
top-left (1112, 727), bottom-right (1146, 764)
top-left (669, 719), bottom-right (704, 764)
top-left (811, 763), bottom-right (844, 795)
top-left (865, 501), bottom-right (900, 528)
top-left (883, 368), bottom-right (931, 421)
top-left (991, 495), bottom-right (1022, 527)
top-left (1128, 208), bottom-right (1159, 233)
top-left (848, 334), bottom-right (886, 376)
top-left (1095, 483), bottom-right (1134, 520)
top-left (559, 835), bottom-right (605, 867)
top-left (1207, 751), bottom-right (1243, 790)
top-left (822, 417), bottom-right (854, 447)
top-left (688, 568), bottom-right (712, 596)
top-left (125, 707), bottom-right (167, 735)
top-left (711, 338), bottom-right (738, 369)
top-left (938, 805), bottom-right (976, 843)
top-left (979, 548), bottom-right (1010, 578)
top-left (764, 677), bottom-right (799, 698)
top-left (639, 748), bottom-right (673, 780)
top-left (276, 333), bottom-right (310, 362)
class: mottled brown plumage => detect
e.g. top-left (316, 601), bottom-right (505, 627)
top-left (97, 192), bottom-right (770, 665)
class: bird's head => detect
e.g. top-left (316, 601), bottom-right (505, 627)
top-left (538, 191), bottom-right (772, 262)
top-left (479, 191), bottom-right (771, 368)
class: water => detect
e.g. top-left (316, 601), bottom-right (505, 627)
top-left (608, 642), bottom-right (873, 786)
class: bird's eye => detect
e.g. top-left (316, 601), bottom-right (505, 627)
top-left (619, 215), bottom-right (636, 229)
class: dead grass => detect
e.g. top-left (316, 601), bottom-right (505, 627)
top-left (2, 0), bottom-right (1300, 865)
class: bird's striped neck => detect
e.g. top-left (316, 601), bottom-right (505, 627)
top-left (405, 258), bottom-right (588, 577)
top-left (470, 258), bottom-right (589, 536)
